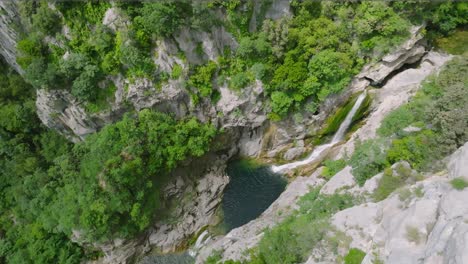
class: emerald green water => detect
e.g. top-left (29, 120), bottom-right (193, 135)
top-left (140, 160), bottom-right (286, 262)
top-left (222, 160), bottom-right (287, 232)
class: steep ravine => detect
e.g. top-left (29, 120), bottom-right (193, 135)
top-left (195, 49), bottom-right (452, 264)
top-left (0, 2), bottom-right (445, 263)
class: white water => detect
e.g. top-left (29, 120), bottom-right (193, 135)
top-left (188, 230), bottom-right (210, 257)
top-left (272, 92), bottom-right (367, 173)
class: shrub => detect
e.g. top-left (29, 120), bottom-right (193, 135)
top-left (189, 61), bottom-right (218, 98)
top-left (32, 4), bottom-right (61, 35)
top-left (71, 65), bottom-right (100, 101)
top-left (450, 178), bottom-right (468, 190)
top-left (373, 168), bottom-right (405, 202)
top-left (230, 72), bottom-right (251, 90)
top-left (322, 159), bottom-right (346, 180)
top-left (386, 130), bottom-right (437, 170)
top-left (135, 2), bottom-right (188, 38)
top-left (377, 105), bottom-right (415, 137)
top-left (270, 91), bottom-right (293, 117)
top-left (405, 226), bottom-right (422, 244)
top-left (350, 139), bottom-right (389, 186)
top-left (171, 64), bottom-right (183, 79)
top-left (344, 248), bottom-right (366, 264)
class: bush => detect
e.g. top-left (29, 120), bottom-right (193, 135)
top-left (377, 105), bottom-right (415, 137)
top-left (450, 178), bottom-right (468, 190)
top-left (372, 168), bottom-right (404, 201)
top-left (405, 226), bottom-right (421, 244)
top-left (32, 4), bottom-right (61, 35)
top-left (230, 72), bottom-right (251, 90)
top-left (344, 248), bottom-right (366, 264)
top-left (189, 61), bottom-right (218, 98)
top-left (350, 139), bottom-right (389, 186)
top-left (270, 91), bottom-right (293, 117)
top-left (135, 2), bottom-right (188, 38)
top-left (322, 159), bottom-right (346, 180)
top-left (386, 130), bottom-right (437, 170)
top-left (171, 64), bottom-right (183, 79)
top-left (71, 65), bottom-right (100, 101)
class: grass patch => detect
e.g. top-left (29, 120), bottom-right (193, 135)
top-left (405, 226), bottom-right (422, 244)
top-left (344, 248), bottom-right (366, 264)
top-left (372, 163), bottom-right (418, 202)
top-left (322, 159), bottom-right (347, 180)
top-left (435, 29), bottom-right (468, 55)
top-left (450, 177), bottom-right (468, 190)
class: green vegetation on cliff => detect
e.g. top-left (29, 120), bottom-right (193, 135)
top-left (349, 55), bottom-right (468, 185)
top-left (0, 1), bottom-right (467, 263)
top-left (0, 56), bottom-right (216, 262)
top-left (15, 1), bottom-right (467, 117)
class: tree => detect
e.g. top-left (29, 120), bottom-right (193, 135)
top-left (135, 2), bottom-right (188, 38)
top-left (32, 4), bottom-right (61, 35)
top-left (71, 65), bottom-right (100, 101)
top-left (270, 91), bottom-right (293, 117)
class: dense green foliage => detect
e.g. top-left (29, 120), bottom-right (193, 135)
top-left (49, 110), bottom-right (216, 242)
top-left (344, 248), bottom-right (366, 264)
top-left (0, 57), bottom-right (217, 262)
top-left (349, 139), bottom-right (389, 186)
top-left (322, 159), bottom-right (347, 180)
top-left (0, 59), bottom-right (84, 264)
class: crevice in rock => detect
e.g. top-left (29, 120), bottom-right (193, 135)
top-left (372, 53), bottom-right (426, 88)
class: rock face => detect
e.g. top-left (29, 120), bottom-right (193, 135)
top-left (174, 26), bottom-right (238, 65)
top-left (89, 154), bottom-right (231, 264)
top-left (359, 25), bottom-right (426, 85)
top-left (0, 0), bottom-right (22, 73)
top-left (36, 89), bottom-right (98, 142)
top-left (147, 157), bottom-right (230, 253)
top-left (325, 168), bottom-right (468, 264)
top-left (0, 0), bottom-right (23, 73)
top-left (447, 142), bottom-right (468, 181)
top-left (337, 51), bottom-right (452, 157)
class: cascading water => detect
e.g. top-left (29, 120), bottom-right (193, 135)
top-left (272, 91), bottom-right (367, 173)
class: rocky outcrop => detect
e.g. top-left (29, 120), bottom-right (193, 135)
top-left (319, 155), bottom-right (468, 264)
top-left (89, 154), bottom-right (231, 264)
top-left (36, 89), bottom-right (98, 142)
top-left (359, 25), bottom-right (426, 85)
top-left (337, 51), bottom-right (452, 157)
top-left (127, 78), bottom-right (189, 115)
top-left (447, 141), bottom-right (468, 181)
top-left (147, 157), bottom-right (230, 253)
top-left (0, 0), bottom-right (22, 73)
top-left (174, 26), bottom-right (238, 65)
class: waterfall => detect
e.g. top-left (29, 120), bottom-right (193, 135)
top-left (271, 92), bottom-right (367, 173)
top-left (188, 230), bottom-right (210, 257)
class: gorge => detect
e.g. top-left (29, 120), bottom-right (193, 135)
top-left (0, 1), bottom-right (466, 264)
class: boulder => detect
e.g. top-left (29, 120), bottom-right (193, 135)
top-left (320, 166), bottom-right (356, 195)
top-left (283, 147), bottom-right (305, 161)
